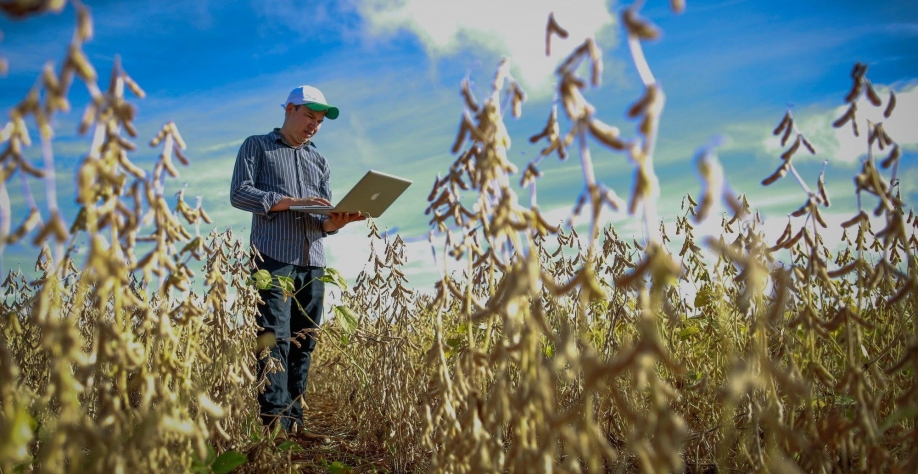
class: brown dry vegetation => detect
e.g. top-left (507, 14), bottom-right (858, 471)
top-left (2, 1), bottom-right (917, 473)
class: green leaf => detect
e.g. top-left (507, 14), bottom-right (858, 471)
top-left (251, 269), bottom-right (273, 290)
top-left (321, 267), bottom-right (349, 291)
top-left (190, 444), bottom-right (216, 473)
top-left (333, 305), bottom-right (359, 335)
top-left (212, 451), bottom-right (247, 474)
top-left (694, 287), bottom-right (713, 308)
top-left (180, 236), bottom-right (203, 255)
top-left (276, 275), bottom-right (295, 295)
top-left (277, 440), bottom-right (305, 453)
top-left (326, 461), bottom-right (352, 474)
top-left (270, 421), bottom-right (284, 440)
top-left (677, 326), bottom-right (700, 340)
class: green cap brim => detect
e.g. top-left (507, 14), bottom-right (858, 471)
top-left (305, 102), bottom-right (339, 120)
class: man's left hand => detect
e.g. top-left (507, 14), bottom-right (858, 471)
top-left (323, 212), bottom-right (366, 232)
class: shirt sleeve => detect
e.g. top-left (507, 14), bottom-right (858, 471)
top-left (230, 136), bottom-right (283, 216)
top-left (317, 156), bottom-right (338, 236)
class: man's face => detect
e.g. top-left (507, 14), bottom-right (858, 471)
top-left (284, 103), bottom-right (327, 144)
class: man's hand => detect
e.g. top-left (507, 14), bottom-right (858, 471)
top-left (271, 196), bottom-right (331, 211)
top-left (323, 212), bottom-right (366, 232)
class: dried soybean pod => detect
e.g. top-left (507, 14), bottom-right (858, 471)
top-left (78, 103), bottom-right (97, 134)
top-left (868, 122), bottom-right (878, 147)
top-left (169, 122), bottom-right (186, 149)
top-left (628, 84), bottom-right (657, 118)
top-left (781, 136), bottom-right (801, 160)
top-left (42, 62), bottom-right (62, 95)
top-left (773, 112), bottom-right (791, 136)
top-left (67, 44), bottom-right (97, 82)
top-left (865, 80), bottom-right (882, 106)
top-left (884, 90), bottom-right (896, 118)
top-left (782, 228), bottom-right (805, 249)
top-left (827, 261), bottom-right (858, 278)
top-left (880, 144), bottom-right (901, 169)
top-left (461, 79), bottom-right (479, 113)
top-left (778, 119), bottom-right (793, 147)
top-left (841, 211), bottom-right (868, 228)
top-left (879, 126), bottom-right (893, 150)
top-left (887, 278), bottom-right (917, 305)
top-left (775, 220), bottom-right (793, 246)
top-left (118, 150), bottom-right (145, 178)
top-left (451, 117), bottom-right (469, 154)
top-left (122, 118), bottom-right (138, 137)
top-left (427, 176), bottom-right (441, 202)
top-left (6, 208), bottom-right (42, 244)
top-left (173, 146), bottom-right (190, 166)
top-left (123, 74), bottom-right (146, 99)
top-left (639, 112), bottom-right (656, 136)
top-left (150, 127), bottom-right (168, 147)
top-left (801, 136), bottom-right (816, 155)
top-left (833, 103), bottom-right (856, 128)
top-left (588, 119), bottom-right (626, 150)
top-left (818, 173), bottom-right (831, 207)
top-left (872, 123), bottom-right (890, 150)
top-left (813, 206), bottom-right (828, 228)
top-left (511, 84), bottom-right (525, 118)
top-left (762, 161), bottom-right (789, 186)
top-left (545, 12), bottom-right (569, 56)
top-left (845, 78), bottom-right (863, 103)
top-left (198, 208), bottom-right (213, 224)
top-left (866, 263), bottom-right (885, 290)
top-left (76, 3), bottom-right (93, 41)
top-left (586, 38), bottom-right (602, 86)
top-left (622, 7), bottom-right (660, 40)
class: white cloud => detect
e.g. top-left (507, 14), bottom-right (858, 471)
top-left (764, 81), bottom-right (918, 164)
top-left (357, 0), bottom-right (618, 96)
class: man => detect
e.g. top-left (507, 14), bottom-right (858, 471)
top-left (230, 85), bottom-right (364, 434)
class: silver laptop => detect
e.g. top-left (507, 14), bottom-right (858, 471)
top-left (290, 170), bottom-right (412, 218)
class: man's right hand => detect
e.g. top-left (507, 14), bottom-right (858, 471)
top-left (271, 196), bottom-right (331, 211)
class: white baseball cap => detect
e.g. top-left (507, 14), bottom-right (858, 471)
top-left (281, 85), bottom-right (339, 120)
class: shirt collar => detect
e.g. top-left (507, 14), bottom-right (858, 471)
top-left (271, 128), bottom-right (317, 148)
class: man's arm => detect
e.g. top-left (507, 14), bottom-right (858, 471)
top-left (323, 212), bottom-right (366, 232)
top-left (270, 196), bottom-right (332, 212)
top-left (229, 137), bottom-right (283, 215)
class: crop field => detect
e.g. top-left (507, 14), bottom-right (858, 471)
top-left (1, 1), bottom-right (916, 473)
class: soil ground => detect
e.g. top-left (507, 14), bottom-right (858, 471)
top-left (282, 395), bottom-right (394, 473)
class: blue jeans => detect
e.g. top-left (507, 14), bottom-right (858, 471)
top-left (253, 255), bottom-right (324, 431)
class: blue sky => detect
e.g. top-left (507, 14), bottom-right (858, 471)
top-left (1, 0), bottom-right (916, 291)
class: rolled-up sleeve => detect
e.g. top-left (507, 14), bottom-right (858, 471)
top-left (230, 136), bottom-right (282, 215)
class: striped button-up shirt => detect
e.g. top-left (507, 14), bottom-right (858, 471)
top-left (230, 128), bottom-right (335, 267)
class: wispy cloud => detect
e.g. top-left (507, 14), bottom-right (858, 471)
top-left (882, 22), bottom-right (918, 37)
top-left (356, 0), bottom-right (618, 96)
top-left (252, 0), bottom-right (363, 41)
top-left (763, 81), bottom-right (918, 164)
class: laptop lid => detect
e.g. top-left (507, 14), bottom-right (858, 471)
top-left (290, 170), bottom-right (412, 218)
